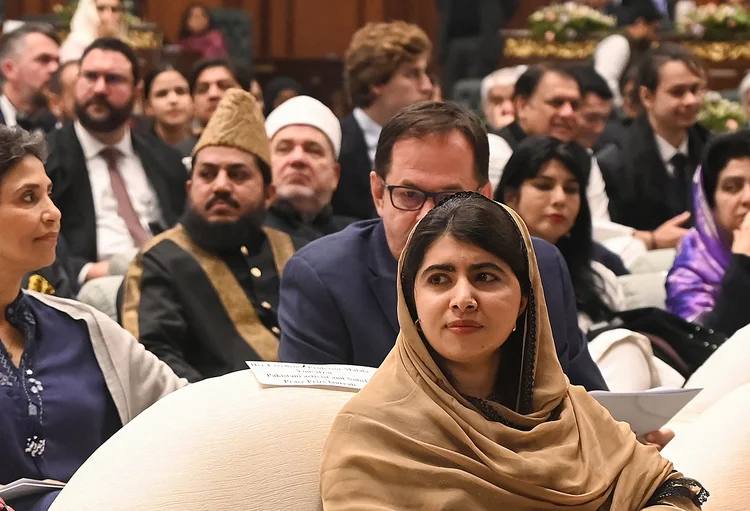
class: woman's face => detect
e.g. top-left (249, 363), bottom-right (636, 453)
top-left (0, 156), bottom-right (61, 275)
top-left (95, 0), bottom-right (124, 37)
top-left (187, 6), bottom-right (211, 35)
top-left (147, 70), bottom-right (194, 129)
top-left (713, 157), bottom-right (750, 233)
top-left (413, 235), bottom-right (525, 368)
top-left (506, 160), bottom-right (581, 245)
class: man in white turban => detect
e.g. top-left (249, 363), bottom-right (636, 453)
top-left (265, 95), bottom-right (356, 241)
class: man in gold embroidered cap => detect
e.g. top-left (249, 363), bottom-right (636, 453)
top-left (121, 89), bottom-right (306, 382)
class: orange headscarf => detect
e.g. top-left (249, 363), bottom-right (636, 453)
top-left (320, 196), bottom-right (705, 510)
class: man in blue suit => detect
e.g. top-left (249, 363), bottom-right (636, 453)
top-left (278, 101), bottom-right (607, 391)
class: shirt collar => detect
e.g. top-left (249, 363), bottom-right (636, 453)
top-left (74, 121), bottom-right (135, 161)
top-left (654, 132), bottom-right (688, 165)
top-left (352, 108), bottom-right (382, 151)
top-left (0, 95), bottom-right (18, 126)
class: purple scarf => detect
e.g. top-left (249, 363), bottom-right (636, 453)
top-left (666, 166), bottom-right (732, 322)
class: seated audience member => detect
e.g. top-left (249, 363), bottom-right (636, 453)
top-left (480, 65), bottom-right (526, 131)
top-left (175, 58), bottom-right (242, 157)
top-left (279, 101), bottom-right (608, 391)
top-left (177, 3), bottom-right (228, 60)
top-left (143, 66), bottom-right (194, 148)
top-left (122, 90), bottom-right (305, 382)
top-left (490, 63), bottom-right (664, 256)
top-left (598, 45), bottom-right (709, 241)
top-left (571, 65), bottom-right (615, 152)
top-left (0, 125), bottom-right (185, 511)
top-left (320, 193), bottom-right (708, 511)
top-left (47, 60), bottom-right (80, 126)
top-left (46, 38), bottom-right (187, 285)
top-left (594, 0), bottom-right (661, 106)
top-left (667, 131), bottom-right (750, 337)
top-left (264, 95), bottom-right (356, 241)
top-left (60, 0), bottom-right (128, 63)
top-left (496, 136), bottom-right (626, 333)
top-left (595, 64), bottom-right (641, 153)
top-left (333, 21), bottom-right (433, 220)
top-left (0, 23), bottom-right (60, 133)
top-left (262, 76), bottom-right (301, 118)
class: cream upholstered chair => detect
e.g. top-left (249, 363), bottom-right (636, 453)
top-left (662, 382), bottom-right (750, 511)
top-left (49, 370), bottom-right (356, 511)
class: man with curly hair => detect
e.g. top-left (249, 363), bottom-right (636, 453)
top-left (331, 21), bottom-right (433, 220)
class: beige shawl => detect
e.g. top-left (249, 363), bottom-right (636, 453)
top-left (320, 201), bottom-right (705, 510)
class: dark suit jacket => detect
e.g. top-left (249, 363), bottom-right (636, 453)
top-left (0, 107), bottom-right (58, 134)
top-left (46, 124), bottom-right (188, 277)
top-left (278, 219), bottom-right (607, 391)
top-left (596, 115), bottom-right (710, 232)
top-left (330, 114), bottom-right (376, 220)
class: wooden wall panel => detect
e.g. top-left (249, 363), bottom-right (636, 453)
top-left (5, 0), bottom-right (446, 60)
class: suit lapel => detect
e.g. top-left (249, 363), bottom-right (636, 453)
top-left (132, 133), bottom-right (175, 227)
top-left (367, 221), bottom-right (400, 334)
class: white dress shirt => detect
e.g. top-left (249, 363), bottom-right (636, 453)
top-left (654, 132), bottom-right (689, 176)
top-left (0, 94), bottom-right (18, 126)
top-left (594, 34), bottom-right (631, 107)
top-left (75, 121), bottom-right (163, 266)
top-left (352, 107), bottom-right (382, 166)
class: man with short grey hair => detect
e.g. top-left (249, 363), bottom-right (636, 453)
top-left (0, 23), bottom-right (60, 132)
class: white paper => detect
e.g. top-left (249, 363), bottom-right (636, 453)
top-left (590, 387), bottom-right (702, 437)
top-left (246, 362), bottom-right (376, 390)
top-left (0, 478), bottom-right (65, 501)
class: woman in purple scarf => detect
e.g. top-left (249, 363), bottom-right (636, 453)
top-left (666, 130), bottom-right (750, 336)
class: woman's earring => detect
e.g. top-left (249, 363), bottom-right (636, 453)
top-left (415, 319), bottom-right (423, 332)
top-left (512, 325), bottom-right (517, 332)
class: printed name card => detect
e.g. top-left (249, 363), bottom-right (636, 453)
top-left (246, 362), bottom-right (377, 390)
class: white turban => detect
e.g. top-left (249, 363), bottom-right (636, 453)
top-left (265, 95), bottom-right (342, 158)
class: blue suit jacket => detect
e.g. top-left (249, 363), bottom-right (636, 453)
top-left (278, 219), bottom-right (607, 391)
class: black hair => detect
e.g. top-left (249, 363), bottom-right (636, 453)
top-left (143, 65), bottom-right (188, 99)
top-left (374, 101), bottom-right (489, 186)
top-left (80, 38), bottom-right (141, 85)
top-left (400, 191), bottom-right (531, 410)
top-left (619, 0), bottom-right (663, 26)
top-left (702, 130), bottom-right (750, 209)
top-left (513, 63), bottom-right (579, 101)
top-left (635, 44), bottom-right (704, 97)
top-left (571, 65), bottom-right (613, 101)
top-left (188, 57), bottom-right (240, 95)
top-left (495, 136), bottom-right (615, 324)
top-left (0, 125), bottom-right (48, 183)
top-left (178, 3), bottom-right (215, 40)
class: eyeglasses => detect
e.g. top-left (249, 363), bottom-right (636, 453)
top-left (384, 182), bottom-right (463, 211)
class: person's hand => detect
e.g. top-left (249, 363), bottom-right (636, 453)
top-left (0, 496), bottom-right (15, 511)
top-left (653, 212), bottom-right (691, 249)
top-left (85, 260), bottom-right (111, 282)
top-left (639, 428), bottom-right (675, 451)
top-left (732, 212), bottom-right (750, 257)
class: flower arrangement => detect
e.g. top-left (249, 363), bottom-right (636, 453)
top-left (528, 2), bottom-right (616, 43)
top-left (698, 91), bottom-right (747, 133)
top-left (679, 3), bottom-right (750, 41)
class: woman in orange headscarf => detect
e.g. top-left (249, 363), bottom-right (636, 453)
top-left (320, 192), bottom-right (707, 510)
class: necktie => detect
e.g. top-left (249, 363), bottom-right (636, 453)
top-left (669, 153), bottom-right (691, 213)
top-left (100, 147), bottom-right (152, 248)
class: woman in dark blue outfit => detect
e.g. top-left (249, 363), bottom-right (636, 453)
top-left (0, 126), bottom-right (186, 511)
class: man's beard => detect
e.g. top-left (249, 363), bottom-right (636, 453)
top-left (180, 198), bottom-right (267, 253)
top-left (75, 94), bottom-right (134, 133)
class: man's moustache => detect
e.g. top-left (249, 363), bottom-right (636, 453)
top-left (206, 195), bottom-right (240, 210)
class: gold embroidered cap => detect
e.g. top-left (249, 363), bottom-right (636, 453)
top-left (191, 89), bottom-right (271, 168)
